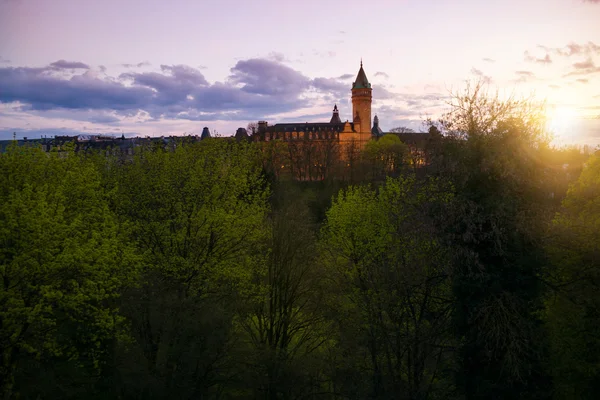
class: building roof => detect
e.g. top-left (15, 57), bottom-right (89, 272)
top-left (201, 127), bottom-right (211, 139)
top-left (352, 61), bottom-right (371, 89)
top-left (265, 121), bottom-right (353, 133)
top-left (330, 104), bottom-right (342, 124)
top-left (371, 115), bottom-right (383, 137)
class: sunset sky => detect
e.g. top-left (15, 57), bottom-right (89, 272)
top-left (1, 0), bottom-right (599, 146)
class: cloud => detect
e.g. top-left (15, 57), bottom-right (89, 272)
top-left (338, 73), bottom-right (354, 80)
top-left (374, 71), bottom-right (389, 78)
top-left (582, 0), bottom-right (599, 3)
top-left (122, 61), bottom-right (151, 68)
top-left (482, 58), bottom-right (495, 63)
top-left (512, 70), bottom-right (537, 83)
top-left (576, 78), bottom-right (589, 84)
top-left (573, 59), bottom-right (595, 69)
top-left (470, 67), bottom-right (493, 83)
top-left (548, 84), bottom-right (561, 89)
top-left (228, 58), bottom-right (309, 96)
top-left (515, 70), bottom-right (535, 77)
top-left (538, 41), bottom-right (600, 57)
top-left (312, 50), bottom-right (336, 58)
top-left (0, 56), bottom-right (10, 64)
top-left (563, 59), bottom-right (600, 77)
top-left (524, 51), bottom-right (552, 64)
top-left (311, 77), bottom-right (347, 95)
top-left (0, 58), bottom-right (358, 124)
top-left (50, 60), bottom-right (90, 69)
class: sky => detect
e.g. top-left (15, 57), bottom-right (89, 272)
top-left (0, 0), bottom-right (599, 146)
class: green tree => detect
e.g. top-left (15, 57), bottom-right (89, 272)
top-left (237, 186), bottom-right (331, 399)
top-left (364, 134), bottom-right (409, 181)
top-left (321, 176), bottom-right (454, 399)
top-left (0, 144), bottom-right (139, 399)
top-left (110, 141), bottom-right (270, 398)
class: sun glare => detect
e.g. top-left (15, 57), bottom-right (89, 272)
top-left (548, 106), bottom-right (579, 143)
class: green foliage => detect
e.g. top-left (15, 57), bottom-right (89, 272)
top-left (0, 144), bottom-right (139, 398)
top-left (321, 176), bottom-right (455, 399)
top-left (110, 140), bottom-right (271, 398)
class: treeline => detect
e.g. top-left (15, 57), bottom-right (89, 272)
top-left (1, 84), bottom-right (598, 399)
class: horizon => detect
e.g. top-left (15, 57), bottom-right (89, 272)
top-left (1, 0), bottom-right (599, 147)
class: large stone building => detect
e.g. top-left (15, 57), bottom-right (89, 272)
top-left (253, 62), bottom-right (381, 147)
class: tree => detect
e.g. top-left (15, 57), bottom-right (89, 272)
top-left (364, 134), bottom-right (409, 181)
top-left (429, 80), bottom-right (553, 399)
top-left (238, 186), bottom-right (331, 399)
top-left (545, 154), bottom-right (600, 399)
top-left (389, 127), bottom-right (416, 134)
top-left (110, 140), bottom-right (270, 398)
top-left (321, 176), bottom-right (454, 399)
top-left (0, 144), bottom-right (139, 399)
top-left (247, 122), bottom-right (259, 137)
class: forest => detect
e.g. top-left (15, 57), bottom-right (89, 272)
top-left (1, 83), bottom-right (598, 399)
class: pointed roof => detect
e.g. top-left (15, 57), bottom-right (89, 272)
top-left (372, 115), bottom-right (383, 137)
top-left (352, 60), bottom-right (371, 89)
top-left (330, 104), bottom-right (342, 124)
top-left (201, 127), bottom-right (211, 140)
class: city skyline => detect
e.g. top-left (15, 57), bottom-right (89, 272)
top-left (1, 0), bottom-right (599, 146)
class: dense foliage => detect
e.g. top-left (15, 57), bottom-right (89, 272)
top-left (1, 84), bottom-right (597, 399)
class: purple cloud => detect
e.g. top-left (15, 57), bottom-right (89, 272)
top-left (228, 58), bottom-right (309, 96)
top-left (0, 58), bottom-right (355, 123)
top-left (122, 61), bottom-right (151, 68)
top-left (50, 60), bottom-right (90, 69)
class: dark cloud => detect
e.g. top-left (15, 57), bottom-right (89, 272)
top-left (228, 58), bottom-right (309, 96)
top-left (50, 60), bottom-right (90, 69)
top-left (311, 77), bottom-right (347, 95)
top-left (374, 72), bottom-right (389, 78)
top-left (122, 61), bottom-right (151, 68)
top-left (0, 127), bottom-right (138, 140)
top-left (0, 58), bottom-right (357, 123)
top-left (482, 58), bottom-right (495, 63)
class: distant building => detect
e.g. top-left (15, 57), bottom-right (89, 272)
top-left (201, 127), bottom-right (211, 140)
top-left (251, 62), bottom-right (381, 148)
